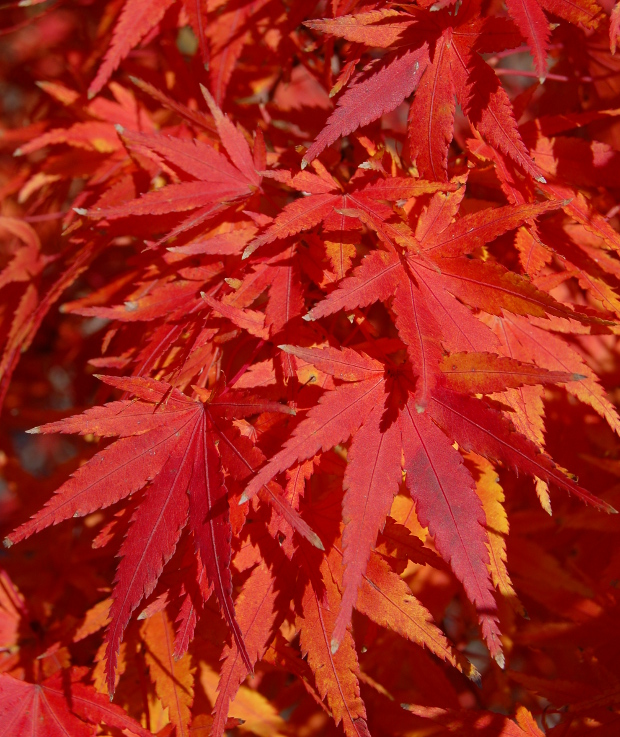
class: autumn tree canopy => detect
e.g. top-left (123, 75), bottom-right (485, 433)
top-left (2, 0), bottom-right (620, 735)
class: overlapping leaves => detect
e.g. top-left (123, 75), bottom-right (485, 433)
top-left (3, 0), bottom-right (620, 735)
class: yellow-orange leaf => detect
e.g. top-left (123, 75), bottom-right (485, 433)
top-left (200, 662), bottom-right (286, 737)
top-left (298, 554), bottom-right (369, 737)
top-left (141, 609), bottom-right (194, 737)
top-left (74, 598), bottom-right (111, 642)
top-left (469, 454), bottom-right (525, 616)
top-left (329, 548), bottom-right (478, 679)
top-left (440, 351), bottom-right (576, 395)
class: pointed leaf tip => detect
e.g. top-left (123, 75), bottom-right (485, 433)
top-left (535, 175), bottom-right (547, 184)
top-left (25, 427), bottom-right (40, 434)
top-left (300, 159), bottom-right (308, 170)
top-left (330, 637), bottom-right (340, 654)
top-left (469, 666), bottom-right (482, 686)
top-left (238, 492), bottom-right (249, 505)
top-left (494, 652), bottom-right (506, 669)
top-left (114, 124), bottom-right (125, 135)
top-left (73, 208), bottom-right (88, 216)
top-left (13, 148), bottom-right (22, 157)
top-left (3, 538), bottom-right (13, 549)
top-left (199, 83), bottom-right (214, 107)
top-left (310, 533), bottom-right (325, 551)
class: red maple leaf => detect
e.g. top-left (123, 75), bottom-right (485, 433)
top-left (240, 341), bottom-right (612, 661)
top-left (0, 668), bottom-right (152, 736)
top-left (5, 375), bottom-right (318, 693)
top-left (304, 0), bottom-right (544, 182)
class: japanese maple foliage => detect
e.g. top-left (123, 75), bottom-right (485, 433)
top-left (3, 0), bottom-right (620, 735)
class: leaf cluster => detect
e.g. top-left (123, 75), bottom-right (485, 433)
top-left (2, 0), bottom-right (620, 735)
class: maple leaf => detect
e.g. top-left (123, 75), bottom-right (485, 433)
top-left (212, 546), bottom-right (288, 737)
top-left (504, 0), bottom-right (551, 81)
top-left (327, 545), bottom-right (477, 678)
top-left (241, 341), bottom-right (610, 662)
top-left (141, 609), bottom-right (194, 737)
top-left (0, 239), bottom-right (97, 411)
top-left (485, 313), bottom-right (620, 440)
top-left (297, 546), bottom-right (370, 737)
top-left (6, 0), bottom-right (620, 733)
top-left (541, 0), bottom-right (601, 28)
top-left (200, 662), bottom-right (287, 737)
top-left (243, 169), bottom-right (450, 260)
top-left (305, 1), bottom-right (543, 181)
top-left (0, 668), bottom-right (152, 736)
top-left (205, 0), bottom-right (264, 106)
top-left (304, 189), bottom-right (578, 404)
top-left (4, 374), bottom-right (315, 695)
top-left (301, 46), bottom-right (430, 169)
top-left (88, 0), bottom-right (177, 98)
top-left (86, 90), bottom-right (260, 243)
top-left (470, 453), bottom-right (525, 614)
top-left (439, 352), bottom-right (579, 394)
top-left (404, 704), bottom-right (545, 736)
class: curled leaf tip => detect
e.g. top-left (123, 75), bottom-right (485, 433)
top-left (3, 538), bottom-right (13, 549)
